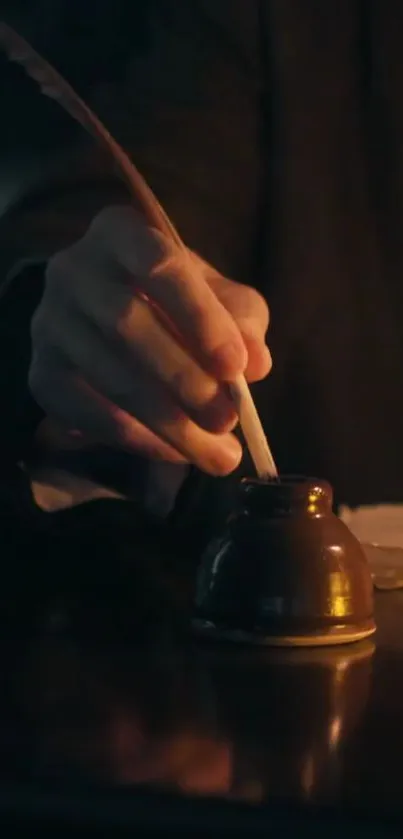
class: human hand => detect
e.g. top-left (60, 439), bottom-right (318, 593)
top-left (29, 206), bottom-right (271, 476)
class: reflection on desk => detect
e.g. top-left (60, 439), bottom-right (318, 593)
top-left (0, 495), bottom-right (402, 832)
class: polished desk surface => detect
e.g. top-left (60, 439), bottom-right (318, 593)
top-left (1, 498), bottom-right (403, 835)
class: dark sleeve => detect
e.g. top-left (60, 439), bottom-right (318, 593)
top-left (0, 263), bottom-right (46, 466)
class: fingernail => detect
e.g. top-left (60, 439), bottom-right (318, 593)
top-left (213, 339), bottom-right (247, 379)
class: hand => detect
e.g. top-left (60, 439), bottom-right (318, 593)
top-left (29, 206), bottom-right (271, 476)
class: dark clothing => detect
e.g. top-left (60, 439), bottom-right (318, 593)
top-left (2, 0), bottom-right (403, 549)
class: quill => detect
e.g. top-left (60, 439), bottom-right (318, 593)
top-left (0, 21), bottom-right (278, 478)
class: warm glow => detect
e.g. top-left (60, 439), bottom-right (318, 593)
top-left (327, 572), bottom-right (352, 617)
top-left (329, 715), bottom-right (342, 748)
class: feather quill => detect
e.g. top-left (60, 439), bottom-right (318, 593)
top-left (0, 21), bottom-right (277, 478)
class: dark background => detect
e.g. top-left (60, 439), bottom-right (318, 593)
top-left (0, 3), bottom-right (77, 245)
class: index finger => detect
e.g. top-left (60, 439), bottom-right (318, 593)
top-left (92, 207), bottom-right (248, 380)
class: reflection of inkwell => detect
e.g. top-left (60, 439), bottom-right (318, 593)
top-left (0, 473), bottom-right (376, 805)
top-left (1, 554), bottom-right (374, 805)
top-left (201, 641), bottom-right (374, 804)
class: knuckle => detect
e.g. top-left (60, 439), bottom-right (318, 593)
top-left (237, 286), bottom-right (270, 335)
top-left (170, 367), bottom-right (196, 407)
top-left (89, 205), bottom-right (144, 249)
top-left (88, 206), bottom-right (174, 277)
top-left (245, 285), bottom-right (270, 322)
top-left (148, 249), bottom-right (179, 282)
top-left (213, 276), bottom-right (270, 333)
top-left (146, 226), bottom-right (176, 263)
top-left (170, 365), bottom-right (218, 413)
